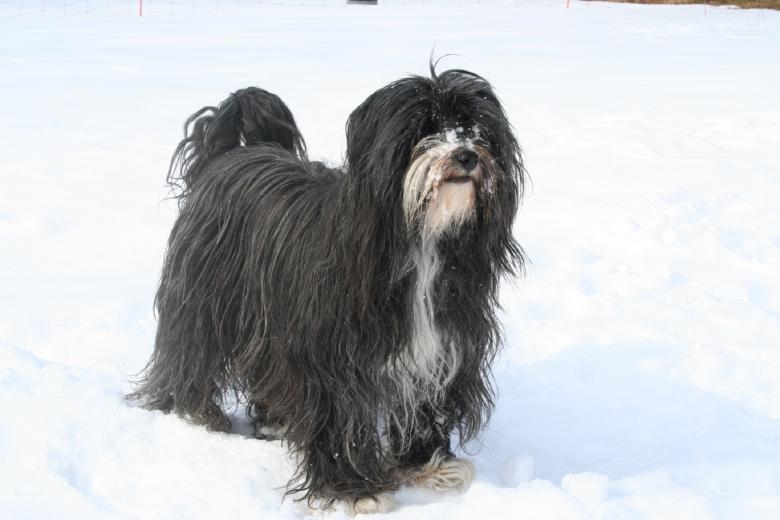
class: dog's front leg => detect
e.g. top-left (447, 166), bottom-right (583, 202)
top-left (291, 412), bottom-right (398, 515)
top-left (396, 405), bottom-right (475, 492)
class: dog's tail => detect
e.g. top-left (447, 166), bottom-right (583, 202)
top-left (167, 87), bottom-right (307, 201)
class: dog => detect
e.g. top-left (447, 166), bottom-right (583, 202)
top-left (129, 64), bottom-right (524, 514)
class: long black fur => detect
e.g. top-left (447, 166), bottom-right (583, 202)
top-left (129, 68), bottom-right (524, 507)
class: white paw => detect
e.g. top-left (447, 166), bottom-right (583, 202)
top-left (301, 492), bottom-right (395, 516)
top-left (350, 492), bottom-right (395, 515)
top-left (411, 451), bottom-right (475, 492)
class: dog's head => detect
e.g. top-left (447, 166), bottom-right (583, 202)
top-left (346, 66), bottom-right (523, 240)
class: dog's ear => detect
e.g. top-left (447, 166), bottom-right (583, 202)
top-left (344, 94), bottom-right (374, 170)
top-left (345, 84), bottom-right (403, 172)
top-left (345, 77), bottom-right (434, 179)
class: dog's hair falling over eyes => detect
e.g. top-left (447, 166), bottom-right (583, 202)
top-left (128, 63), bottom-right (525, 512)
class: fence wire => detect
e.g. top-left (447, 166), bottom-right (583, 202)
top-left (2, 0), bottom-right (567, 19)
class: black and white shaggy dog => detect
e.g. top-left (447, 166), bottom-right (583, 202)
top-left (129, 65), bottom-right (524, 514)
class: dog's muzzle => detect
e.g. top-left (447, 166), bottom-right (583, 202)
top-left (442, 148), bottom-right (482, 185)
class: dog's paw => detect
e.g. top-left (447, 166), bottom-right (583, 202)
top-left (349, 492), bottom-right (395, 515)
top-left (254, 421), bottom-right (287, 441)
top-left (410, 451), bottom-right (475, 492)
top-left (302, 493), bottom-right (395, 516)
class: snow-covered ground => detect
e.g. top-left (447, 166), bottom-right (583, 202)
top-left (2, 0), bottom-right (779, 518)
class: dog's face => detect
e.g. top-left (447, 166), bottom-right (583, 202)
top-left (402, 126), bottom-right (498, 238)
top-left (346, 68), bottom-right (522, 240)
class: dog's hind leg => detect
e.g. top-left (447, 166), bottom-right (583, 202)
top-left (179, 384), bottom-right (232, 433)
top-left (128, 332), bottom-right (231, 433)
top-left (142, 377), bottom-right (231, 433)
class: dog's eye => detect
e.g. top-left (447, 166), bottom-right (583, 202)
top-left (473, 138), bottom-right (491, 151)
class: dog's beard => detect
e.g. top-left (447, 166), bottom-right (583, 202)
top-left (402, 134), bottom-right (497, 238)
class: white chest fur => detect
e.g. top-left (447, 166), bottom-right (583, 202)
top-left (396, 240), bottom-right (460, 405)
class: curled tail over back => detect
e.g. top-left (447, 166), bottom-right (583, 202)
top-left (168, 86), bottom-right (307, 202)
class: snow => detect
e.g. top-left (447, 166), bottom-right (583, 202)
top-left (1, 0), bottom-right (780, 518)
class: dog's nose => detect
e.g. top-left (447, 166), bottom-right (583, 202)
top-left (456, 150), bottom-right (478, 172)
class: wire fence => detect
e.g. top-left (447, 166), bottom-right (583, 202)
top-left (2, 0), bottom-right (570, 19)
